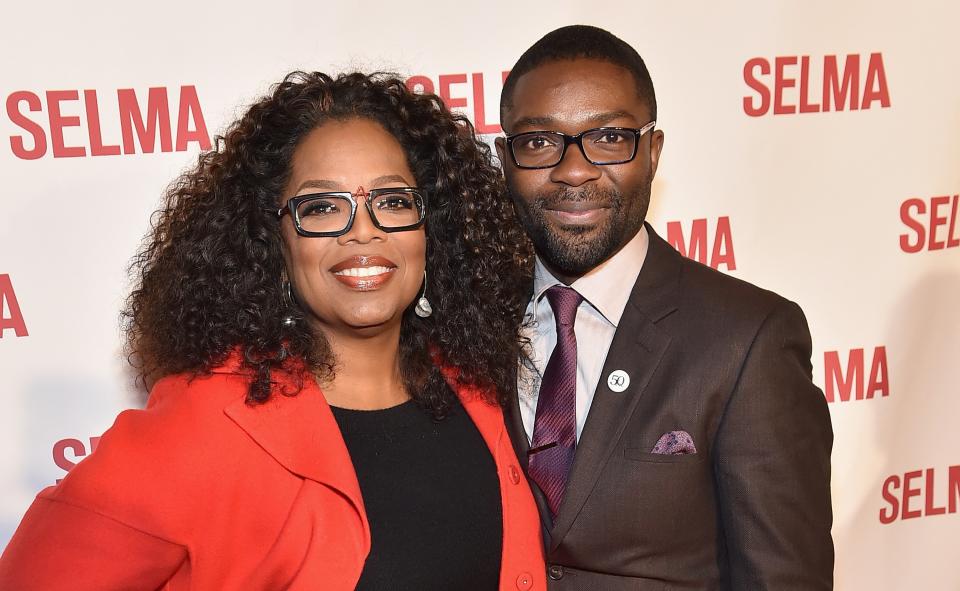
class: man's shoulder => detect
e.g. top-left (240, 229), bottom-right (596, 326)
top-left (655, 249), bottom-right (806, 339)
top-left (641, 225), bottom-right (797, 323)
top-left (679, 255), bottom-right (787, 309)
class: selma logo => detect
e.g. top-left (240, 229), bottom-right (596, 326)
top-left (665, 216), bottom-right (736, 271)
top-left (6, 86), bottom-right (212, 159)
top-left (53, 436), bottom-right (101, 483)
top-left (405, 71), bottom-right (509, 134)
top-left (743, 53), bottom-right (890, 116)
top-left (900, 194), bottom-right (960, 253)
top-left (823, 346), bottom-right (889, 403)
top-left (880, 465), bottom-right (960, 524)
top-left (0, 274), bottom-right (28, 338)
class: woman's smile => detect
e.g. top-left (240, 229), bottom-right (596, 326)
top-left (329, 255), bottom-right (398, 290)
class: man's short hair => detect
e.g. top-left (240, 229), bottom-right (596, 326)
top-left (500, 25), bottom-right (657, 127)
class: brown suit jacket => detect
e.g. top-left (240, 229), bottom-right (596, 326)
top-left (507, 224), bottom-right (834, 590)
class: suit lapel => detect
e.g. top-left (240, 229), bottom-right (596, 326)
top-left (549, 224), bottom-right (682, 550)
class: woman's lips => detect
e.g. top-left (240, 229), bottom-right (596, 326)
top-left (329, 255), bottom-right (397, 290)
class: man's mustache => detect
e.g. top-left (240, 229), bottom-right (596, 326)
top-left (533, 187), bottom-right (622, 209)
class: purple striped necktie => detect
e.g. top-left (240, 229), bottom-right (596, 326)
top-left (529, 285), bottom-right (583, 520)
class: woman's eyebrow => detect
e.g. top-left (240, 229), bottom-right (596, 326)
top-left (294, 179), bottom-right (341, 193)
top-left (368, 174), bottom-right (411, 186)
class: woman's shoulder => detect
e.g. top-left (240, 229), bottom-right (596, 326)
top-left (39, 364), bottom-right (261, 536)
top-left (145, 365), bottom-right (251, 417)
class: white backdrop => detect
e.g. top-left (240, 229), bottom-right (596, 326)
top-left (1, 1), bottom-right (958, 588)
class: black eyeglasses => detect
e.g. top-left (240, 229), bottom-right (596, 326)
top-left (270, 187), bottom-right (426, 237)
top-left (504, 121), bottom-right (656, 169)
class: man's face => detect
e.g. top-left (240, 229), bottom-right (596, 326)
top-left (496, 58), bottom-right (664, 281)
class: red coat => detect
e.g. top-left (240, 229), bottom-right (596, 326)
top-left (0, 359), bottom-right (546, 590)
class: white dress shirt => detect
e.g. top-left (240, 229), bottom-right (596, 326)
top-left (518, 226), bottom-right (650, 443)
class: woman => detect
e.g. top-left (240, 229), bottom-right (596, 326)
top-left (0, 72), bottom-right (545, 590)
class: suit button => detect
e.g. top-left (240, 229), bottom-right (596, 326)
top-left (548, 564), bottom-right (564, 580)
top-left (516, 572), bottom-right (533, 590)
top-left (509, 465), bottom-right (521, 484)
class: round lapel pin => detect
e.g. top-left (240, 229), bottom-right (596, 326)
top-left (607, 370), bottom-right (630, 392)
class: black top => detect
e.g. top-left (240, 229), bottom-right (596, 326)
top-left (330, 396), bottom-right (502, 590)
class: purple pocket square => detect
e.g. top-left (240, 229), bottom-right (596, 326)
top-left (651, 430), bottom-right (697, 455)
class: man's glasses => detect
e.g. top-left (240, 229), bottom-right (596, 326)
top-left (271, 187), bottom-right (426, 237)
top-left (504, 120), bottom-right (656, 169)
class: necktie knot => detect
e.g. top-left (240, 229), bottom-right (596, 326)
top-left (545, 285), bottom-right (583, 328)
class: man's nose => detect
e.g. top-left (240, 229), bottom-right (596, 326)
top-left (549, 142), bottom-right (602, 187)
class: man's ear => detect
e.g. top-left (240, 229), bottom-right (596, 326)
top-left (648, 129), bottom-right (665, 178)
top-left (494, 136), bottom-right (508, 176)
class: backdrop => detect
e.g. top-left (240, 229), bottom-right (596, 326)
top-left (1, 1), bottom-right (958, 588)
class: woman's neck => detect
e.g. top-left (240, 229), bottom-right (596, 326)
top-left (315, 324), bottom-right (409, 410)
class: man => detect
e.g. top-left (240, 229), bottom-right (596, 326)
top-left (496, 25), bottom-right (834, 590)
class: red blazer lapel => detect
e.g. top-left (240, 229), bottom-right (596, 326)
top-left (222, 374), bottom-right (367, 525)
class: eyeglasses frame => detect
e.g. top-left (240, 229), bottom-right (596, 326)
top-left (504, 120), bottom-right (657, 170)
top-left (270, 187), bottom-right (427, 238)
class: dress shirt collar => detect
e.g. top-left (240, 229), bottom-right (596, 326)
top-left (530, 225), bottom-right (649, 328)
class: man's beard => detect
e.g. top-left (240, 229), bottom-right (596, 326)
top-left (511, 184), bottom-right (650, 278)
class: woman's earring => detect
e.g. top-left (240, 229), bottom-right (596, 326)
top-left (281, 278), bottom-right (297, 326)
top-left (414, 271), bottom-right (433, 318)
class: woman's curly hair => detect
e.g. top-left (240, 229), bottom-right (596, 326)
top-left (124, 71), bottom-right (534, 415)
